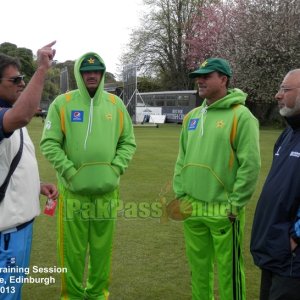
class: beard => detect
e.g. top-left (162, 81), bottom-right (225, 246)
top-left (279, 96), bottom-right (300, 117)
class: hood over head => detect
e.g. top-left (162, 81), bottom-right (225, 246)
top-left (74, 52), bottom-right (106, 101)
top-left (73, 52), bottom-right (107, 150)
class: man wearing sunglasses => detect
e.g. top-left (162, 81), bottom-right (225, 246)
top-left (0, 41), bottom-right (58, 299)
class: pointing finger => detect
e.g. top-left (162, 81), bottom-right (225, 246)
top-left (42, 40), bottom-right (56, 48)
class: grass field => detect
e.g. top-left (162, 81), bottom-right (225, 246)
top-left (22, 118), bottom-right (282, 300)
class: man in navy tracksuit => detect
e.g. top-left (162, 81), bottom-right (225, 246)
top-left (251, 69), bottom-right (300, 300)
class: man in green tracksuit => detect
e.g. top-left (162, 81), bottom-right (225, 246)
top-left (40, 53), bottom-right (136, 300)
top-left (173, 58), bottom-right (261, 300)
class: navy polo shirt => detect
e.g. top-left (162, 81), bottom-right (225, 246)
top-left (0, 98), bottom-right (13, 142)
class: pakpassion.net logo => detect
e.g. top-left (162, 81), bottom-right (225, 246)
top-left (63, 197), bottom-right (238, 222)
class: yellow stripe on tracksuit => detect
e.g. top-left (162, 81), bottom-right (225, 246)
top-left (182, 104), bottom-right (246, 300)
top-left (108, 93), bottom-right (124, 136)
top-left (229, 105), bottom-right (240, 169)
top-left (57, 182), bottom-right (118, 300)
top-left (183, 201), bottom-right (246, 300)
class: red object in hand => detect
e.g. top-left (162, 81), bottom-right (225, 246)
top-left (44, 198), bottom-right (57, 216)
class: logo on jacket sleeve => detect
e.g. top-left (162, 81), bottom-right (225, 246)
top-left (71, 111), bottom-right (84, 122)
top-left (188, 118), bottom-right (199, 130)
top-left (290, 151), bottom-right (300, 158)
top-left (45, 120), bottom-right (52, 130)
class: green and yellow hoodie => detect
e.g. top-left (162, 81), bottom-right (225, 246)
top-left (173, 88), bottom-right (261, 210)
top-left (40, 53), bottom-right (136, 195)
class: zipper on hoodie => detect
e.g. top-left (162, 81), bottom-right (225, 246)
top-left (84, 98), bottom-right (94, 150)
top-left (200, 105), bottom-right (208, 136)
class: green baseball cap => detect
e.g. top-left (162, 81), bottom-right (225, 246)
top-left (189, 58), bottom-right (232, 78)
top-left (80, 55), bottom-right (105, 72)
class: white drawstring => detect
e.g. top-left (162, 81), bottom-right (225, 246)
top-left (200, 105), bottom-right (208, 136)
top-left (84, 98), bottom-right (94, 150)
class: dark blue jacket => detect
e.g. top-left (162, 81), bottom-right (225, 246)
top-left (251, 115), bottom-right (300, 278)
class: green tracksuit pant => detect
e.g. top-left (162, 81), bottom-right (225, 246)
top-left (183, 198), bottom-right (246, 300)
top-left (57, 184), bottom-right (118, 300)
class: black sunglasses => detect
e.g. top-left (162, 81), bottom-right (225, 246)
top-left (0, 75), bottom-right (25, 85)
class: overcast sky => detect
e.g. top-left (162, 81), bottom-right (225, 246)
top-left (1, 0), bottom-right (144, 76)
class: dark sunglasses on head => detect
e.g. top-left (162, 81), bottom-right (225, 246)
top-left (0, 75), bottom-right (25, 85)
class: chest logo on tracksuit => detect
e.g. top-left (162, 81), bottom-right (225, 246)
top-left (106, 113), bottom-right (112, 120)
top-left (188, 118), bottom-right (199, 130)
top-left (71, 110), bottom-right (84, 122)
top-left (216, 120), bottom-right (225, 128)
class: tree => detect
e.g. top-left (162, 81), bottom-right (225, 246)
top-left (0, 42), bottom-right (35, 79)
top-left (137, 76), bottom-right (163, 92)
top-left (185, 3), bottom-right (227, 69)
top-left (121, 0), bottom-right (214, 90)
top-left (228, 0), bottom-right (300, 124)
top-left (40, 67), bottom-right (61, 106)
top-left (105, 72), bottom-right (117, 83)
top-left (0, 42), bottom-right (61, 106)
top-left (186, 0), bottom-right (300, 124)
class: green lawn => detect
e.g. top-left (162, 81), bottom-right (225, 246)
top-left (22, 118), bottom-right (282, 300)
